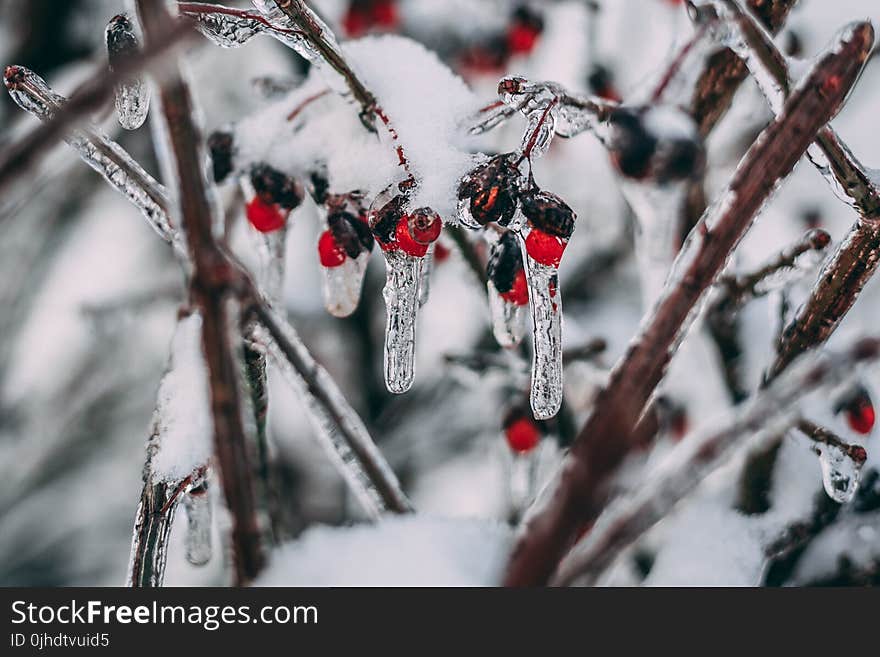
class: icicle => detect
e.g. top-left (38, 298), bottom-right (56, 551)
top-left (317, 196), bottom-right (373, 318)
top-left (522, 248), bottom-right (564, 419)
top-left (322, 252), bottom-right (369, 317)
top-left (106, 14), bottom-right (150, 130)
top-left (259, 310), bottom-right (411, 517)
top-left (418, 244), bottom-right (434, 308)
top-left (382, 249), bottom-right (422, 394)
top-left (182, 480), bottom-right (212, 566)
top-left (486, 230), bottom-right (529, 348)
top-left (815, 442), bottom-right (867, 504)
top-left (4, 66), bottom-right (178, 247)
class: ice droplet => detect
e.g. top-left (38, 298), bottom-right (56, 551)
top-left (106, 14), bottom-right (150, 130)
top-left (260, 312), bottom-right (410, 517)
top-left (522, 247), bottom-right (563, 420)
top-left (382, 249), bottom-right (422, 394)
top-left (322, 252), bottom-right (369, 318)
top-left (485, 230), bottom-right (528, 348)
top-left (182, 480), bottom-right (212, 566)
top-left (815, 443), bottom-right (867, 504)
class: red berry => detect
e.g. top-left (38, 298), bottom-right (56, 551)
top-left (318, 229), bottom-right (346, 267)
top-left (525, 229), bottom-right (567, 267)
top-left (371, 0), bottom-right (398, 28)
top-left (342, 6), bottom-right (369, 37)
top-left (507, 24), bottom-right (540, 54)
top-left (408, 208), bottom-right (442, 245)
top-left (846, 399), bottom-right (875, 435)
top-left (434, 242), bottom-right (451, 263)
top-left (500, 268), bottom-right (529, 306)
top-left (395, 216), bottom-right (429, 257)
top-left (505, 416), bottom-right (541, 453)
top-left (246, 197), bottom-right (286, 233)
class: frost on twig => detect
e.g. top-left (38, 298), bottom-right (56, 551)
top-left (503, 23), bottom-right (874, 586)
top-left (552, 337), bottom-right (880, 587)
top-left (127, 313), bottom-right (213, 587)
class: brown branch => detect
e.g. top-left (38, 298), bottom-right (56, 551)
top-left (796, 419), bottom-right (868, 463)
top-left (502, 25), bottom-right (873, 586)
top-left (0, 18), bottom-right (194, 197)
top-left (136, 0), bottom-right (264, 585)
top-left (550, 337), bottom-right (880, 586)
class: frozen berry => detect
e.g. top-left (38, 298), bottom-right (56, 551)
top-left (487, 230), bottom-right (525, 294)
top-left (246, 197), bottom-right (286, 233)
top-left (507, 6), bottom-right (543, 54)
top-left (408, 207), bottom-right (442, 244)
top-left (525, 229), bottom-right (566, 267)
top-left (395, 216), bottom-right (429, 257)
top-left (318, 229), bottom-right (346, 267)
top-left (835, 385), bottom-right (875, 435)
top-left (504, 413), bottom-right (541, 453)
top-left (587, 64), bottom-right (622, 102)
top-left (608, 108), bottom-right (657, 180)
top-left (207, 130), bottom-right (235, 183)
top-left (520, 189), bottom-right (576, 239)
top-left (328, 210), bottom-right (370, 258)
top-left (342, 4), bottom-right (370, 37)
top-left (501, 269), bottom-right (529, 306)
top-left (458, 154), bottom-right (521, 226)
top-left (250, 163), bottom-right (304, 210)
top-left (370, 194), bottom-right (406, 251)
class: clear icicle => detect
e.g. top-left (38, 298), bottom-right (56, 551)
top-left (5, 66), bottom-right (178, 248)
top-left (485, 230), bottom-right (528, 348)
top-left (382, 249), bottom-right (422, 394)
top-left (182, 480), bottom-right (212, 567)
top-left (322, 252), bottom-right (369, 318)
top-left (106, 14), bottom-right (150, 130)
top-left (621, 181), bottom-right (688, 309)
top-left (418, 244), bottom-right (434, 308)
top-left (815, 443), bottom-right (866, 504)
top-left (522, 245), bottom-right (563, 420)
top-left (259, 311), bottom-right (411, 517)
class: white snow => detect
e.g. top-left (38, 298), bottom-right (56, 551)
top-left (256, 515), bottom-right (512, 586)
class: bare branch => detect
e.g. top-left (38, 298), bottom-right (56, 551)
top-left (503, 24), bottom-right (874, 586)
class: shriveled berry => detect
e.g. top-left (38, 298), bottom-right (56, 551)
top-left (408, 207), bottom-right (442, 244)
top-left (328, 210), bottom-right (365, 259)
top-left (458, 154), bottom-right (521, 226)
top-left (396, 216), bottom-right (429, 257)
top-left (501, 269), bottom-right (529, 306)
top-left (207, 130), bottom-right (235, 183)
top-left (370, 194), bottom-right (406, 251)
top-left (525, 228), bottom-right (566, 267)
top-left (835, 385), bottom-right (875, 435)
top-left (318, 229), bottom-right (347, 267)
top-left (487, 231), bottom-right (523, 293)
top-left (246, 197), bottom-right (286, 233)
top-left (250, 164), bottom-right (304, 210)
top-left (520, 189), bottom-right (576, 238)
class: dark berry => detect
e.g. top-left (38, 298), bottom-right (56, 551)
top-left (246, 197), bottom-right (286, 233)
top-left (370, 194), bottom-right (406, 251)
top-left (458, 154), bottom-right (521, 226)
top-left (608, 108), bottom-right (657, 180)
top-left (328, 210), bottom-right (366, 259)
top-left (309, 171), bottom-right (330, 205)
top-left (250, 164), bottom-right (304, 210)
top-left (508, 6), bottom-right (544, 54)
top-left (207, 130), bottom-right (235, 183)
top-left (487, 231), bottom-right (523, 294)
top-left (587, 64), bottom-right (621, 102)
top-left (318, 229), bottom-right (346, 267)
top-left (519, 189), bottom-right (576, 239)
top-left (407, 207), bottom-right (442, 244)
top-left (395, 216), bottom-right (429, 257)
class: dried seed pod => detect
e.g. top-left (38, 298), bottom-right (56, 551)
top-left (458, 154), bottom-right (521, 227)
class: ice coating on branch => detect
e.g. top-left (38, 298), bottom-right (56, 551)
top-left (232, 35), bottom-right (480, 218)
top-left (182, 481), bottom-right (212, 566)
top-left (260, 309), bottom-right (410, 517)
top-left (106, 14), bottom-right (150, 130)
top-left (181, 5), bottom-right (271, 47)
top-left (148, 314), bottom-right (213, 483)
top-left (382, 249), bottom-right (422, 394)
top-left (814, 442), bottom-right (867, 504)
top-left (4, 66), bottom-right (176, 245)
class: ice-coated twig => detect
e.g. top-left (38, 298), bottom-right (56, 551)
top-left (136, 0), bottom-right (264, 585)
top-left (178, 2), bottom-right (304, 47)
top-left (182, 478), bottom-right (213, 566)
top-left (503, 26), bottom-right (873, 586)
top-left (4, 66), bottom-right (180, 248)
top-left (0, 16), bottom-right (194, 197)
top-left (551, 337), bottom-right (880, 587)
top-left (796, 419), bottom-right (868, 504)
top-left (688, 0), bottom-right (799, 136)
top-left (106, 13), bottom-right (151, 130)
top-left (127, 480), bottom-right (181, 587)
top-left (248, 302), bottom-right (413, 515)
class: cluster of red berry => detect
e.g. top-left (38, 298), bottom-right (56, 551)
top-left (369, 194), bottom-right (443, 258)
top-left (245, 164), bottom-right (305, 233)
top-left (459, 5), bottom-right (545, 75)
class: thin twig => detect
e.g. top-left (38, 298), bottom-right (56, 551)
top-left (502, 25), bottom-right (873, 586)
top-left (136, 0), bottom-right (264, 585)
